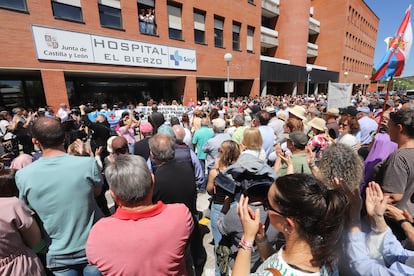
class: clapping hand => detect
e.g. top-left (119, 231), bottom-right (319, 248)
top-left (366, 181), bottom-right (389, 233)
top-left (366, 182), bottom-right (388, 218)
top-left (238, 194), bottom-right (261, 242)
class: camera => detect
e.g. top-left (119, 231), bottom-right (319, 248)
top-left (134, 111), bottom-right (144, 120)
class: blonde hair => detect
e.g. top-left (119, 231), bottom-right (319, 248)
top-left (242, 127), bottom-right (263, 150)
top-left (285, 118), bottom-right (304, 132)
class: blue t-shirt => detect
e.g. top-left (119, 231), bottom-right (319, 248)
top-left (16, 154), bottom-right (103, 256)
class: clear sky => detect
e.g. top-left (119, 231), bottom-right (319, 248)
top-left (364, 0), bottom-right (413, 77)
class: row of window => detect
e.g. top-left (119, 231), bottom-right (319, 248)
top-left (348, 5), bottom-right (377, 40)
top-left (169, 3), bottom-right (255, 52)
top-left (342, 56), bottom-right (372, 75)
top-left (1, 0), bottom-right (255, 52)
top-left (345, 32), bottom-right (375, 57)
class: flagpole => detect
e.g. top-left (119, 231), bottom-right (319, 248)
top-left (377, 77), bottom-right (393, 133)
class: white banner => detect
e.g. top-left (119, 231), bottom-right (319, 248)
top-left (327, 82), bottom-right (353, 109)
top-left (32, 25), bottom-right (197, 70)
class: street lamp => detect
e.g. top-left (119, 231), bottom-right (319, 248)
top-left (306, 65), bottom-right (312, 98)
top-left (364, 75), bottom-right (368, 94)
top-left (344, 71), bottom-right (349, 83)
top-left (224, 53), bottom-right (232, 102)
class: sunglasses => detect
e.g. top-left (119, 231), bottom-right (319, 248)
top-left (263, 198), bottom-right (286, 216)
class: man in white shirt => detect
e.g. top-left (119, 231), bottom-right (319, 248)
top-left (57, 103), bottom-right (70, 122)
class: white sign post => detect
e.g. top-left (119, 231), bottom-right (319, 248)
top-left (224, 80), bottom-right (234, 93)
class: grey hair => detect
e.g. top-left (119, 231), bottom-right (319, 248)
top-left (105, 155), bottom-right (152, 206)
top-left (149, 133), bottom-right (175, 162)
top-left (172, 125), bottom-right (185, 144)
top-left (201, 117), bottom-right (209, 126)
top-left (233, 114), bottom-right (245, 127)
top-left (318, 143), bottom-right (363, 190)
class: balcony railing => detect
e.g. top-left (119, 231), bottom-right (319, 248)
top-left (307, 42), bottom-right (318, 57)
top-left (309, 17), bottom-right (320, 35)
top-left (262, 0), bottom-right (280, 17)
top-left (261, 26), bottom-right (279, 48)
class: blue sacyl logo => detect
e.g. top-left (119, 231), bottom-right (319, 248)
top-left (170, 50), bottom-right (183, 65)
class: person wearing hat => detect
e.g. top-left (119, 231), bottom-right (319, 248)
top-left (287, 105), bottom-right (307, 121)
top-left (274, 131), bottom-right (311, 176)
top-left (276, 103), bottom-right (289, 122)
top-left (133, 122), bottom-right (153, 160)
top-left (356, 106), bottom-right (378, 159)
top-left (324, 108), bottom-right (340, 139)
top-left (308, 117), bottom-right (329, 162)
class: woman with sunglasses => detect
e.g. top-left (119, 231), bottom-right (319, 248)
top-left (117, 110), bottom-right (139, 154)
top-left (233, 174), bottom-right (348, 275)
top-left (337, 114), bottom-right (360, 152)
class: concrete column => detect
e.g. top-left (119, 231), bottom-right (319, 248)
top-left (180, 75), bottom-right (197, 106)
top-left (41, 70), bottom-right (68, 111)
top-left (314, 83), bottom-right (319, 95)
top-left (261, 81), bottom-right (267, 97)
top-left (249, 78), bottom-right (261, 98)
top-left (292, 82), bottom-right (297, 96)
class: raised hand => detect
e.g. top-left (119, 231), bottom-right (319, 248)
top-left (365, 181), bottom-right (388, 218)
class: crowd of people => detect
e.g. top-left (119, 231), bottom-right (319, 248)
top-left (1, 90), bottom-right (414, 275)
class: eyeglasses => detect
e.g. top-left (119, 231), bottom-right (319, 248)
top-left (263, 198), bottom-right (285, 216)
top-left (339, 124), bottom-right (349, 128)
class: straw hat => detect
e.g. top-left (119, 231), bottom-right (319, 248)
top-left (309, 117), bottom-right (327, 131)
top-left (287, 105), bottom-right (307, 120)
top-left (277, 113), bottom-right (286, 121)
top-left (325, 108), bottom-right (339, 117)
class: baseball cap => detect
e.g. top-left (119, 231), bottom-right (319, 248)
top-left (357, 106), bottom-right (371, 114)
top-left (340, 106), bottom-right (358, 117)
top-left (285, 131), bottom-right (309, 147)
top-left (140, 122), bottom-right (153, 134)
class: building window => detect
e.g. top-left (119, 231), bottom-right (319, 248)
top-left (137, 0), bottom-right (156, 35)
top-left (232, 22), bottom-right (241, 51)
top-left (98, 0), bottom-right (122, 29)
top-left (0, 79), bottom-right (46, 108)
top-left (214, 16), bottom-right (224, 48)
top-left (194, 10), bottom-right (206, 44)
top-left (52, 0), bottom-right (83, 22)
top-left (0, 0), bottom-right (27, 12)
top-left (168, 2), bottom-right (182, 40)
top-left (247, 26), bottom-right (254, 52)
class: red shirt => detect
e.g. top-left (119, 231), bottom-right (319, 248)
top-left (86, 202), bottom-right (194, 276)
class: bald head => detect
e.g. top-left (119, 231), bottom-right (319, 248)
top-left (32, 117), bottom-right (65, 148)
top-left (172, 125), bottom-right (185, 144)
